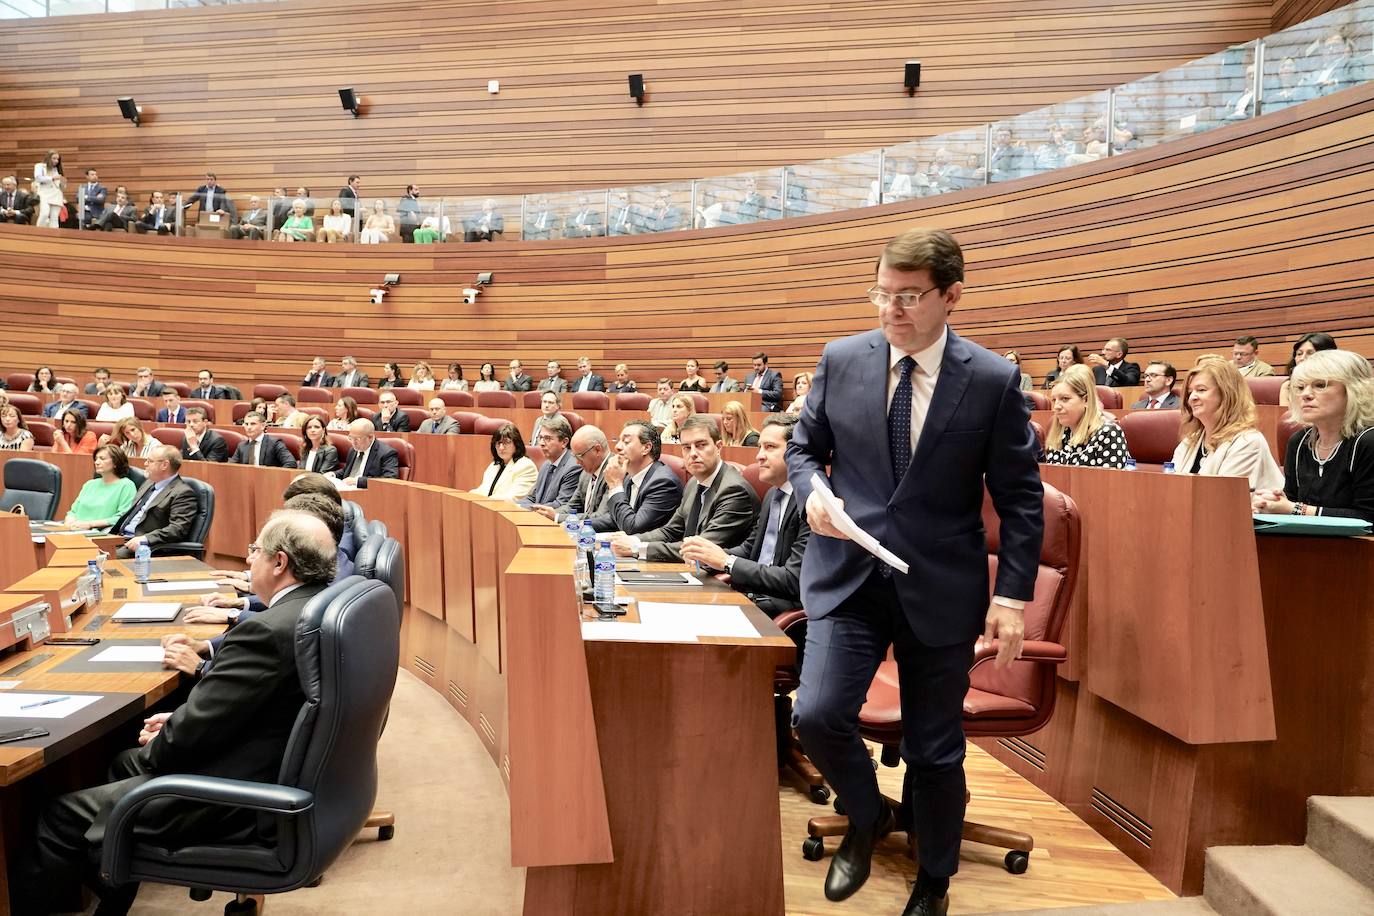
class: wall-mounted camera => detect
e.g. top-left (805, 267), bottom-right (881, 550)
top-left (462, 287), bottom-right (481, 305)
top-left (369, 288), bottom-right (387, 305)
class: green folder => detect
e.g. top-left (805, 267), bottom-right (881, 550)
top-left (1253, 514), bottom-right (1372, 537)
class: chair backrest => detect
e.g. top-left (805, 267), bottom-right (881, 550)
top-left (1246, 375), bottom-right (1286, 406)
top-left (1095, 385), bottom-right (1123, 410)
top-left (741, 462), bottom-right (769, 501)
top-left (7, 393), bottom-right (42, 416)
top-left (390, 388), bottom-right (423, 406)
top-left (399, 407), bottom-right (426, 430)
top-left (356, 537), bottom-right (404, 619)
top-left (151, 426), bottom-right (187, 449)
top-left (87, 420), bottom-right (115, 440)
top-left (219, 385), bottom-right (244, 400)
top-left (1117, 409), bottom-right (1182, 467)
top-left (660, 453), bottom-right (688, 484)
top-left (4, 372), bottom-right (32, 392)
top-left (182, 399), bottom-right (213, 418)
top-left (165, 382), bottom-right (191, 398)
top-left (297, 386), bottom-right (333, 403)
top-left (340, 386), bottom-right (378, 405)
top-left (438, 390), bottom-right (475, 408)
top-left (1276, 416), bottom-right (1302, 466)
top-left (78, 397), bottom-right (103, 417)
top-left (253, 384), bottom-right (288, 401)
top-left (169, 476), bottom-right (216, 557)
top-left (276, 577), bottom-right (399, 884)
top-left (125, 466), bottom-right (147, 489)
top-left (688, 393), bottom-right (710, 413)
top-left (341, 500), bottom-right (368, 560)
top-left (326, 432), bottom-right (353, 468)
top-left (571, 391), bottom-right (609, 410)
top-left (277, 433), bottom-right (304, 460)
top-left (27, 420), bottom-right (54, 449)
top-left (1029, 419), bottom-right (1046, 451)
top-left (522, 391), bottom-right (544, 409)
top-left (473, 416), bottom-right (506, 436)
top-left (217, 428), bottom-right (247, 455)
top-left (615, 392), bottom-right (650, 410)
top-left (128, 399), bottom-right (155, 421)
top-left (0, 458), bottom-right (62, 519)
top-left (452, 411), bottom-right (483, 434)
top-left (231, 402), bottom-right (252, 423)
top-left (298, 407), bottom-right (329, 423)
top-left (476, 390), bottom-right (516, 408)
top-left (1025, 391), bottom-right (1049, 411)
top-left (562, 410), bottom-right (584, 432)
top-left (379, 437), bottom-right (415, 481)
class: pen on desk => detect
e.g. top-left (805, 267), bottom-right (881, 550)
top-left (20, 696), bottom-right (70, 710)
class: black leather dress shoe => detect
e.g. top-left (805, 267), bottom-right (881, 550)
top-left (901, 885), bottom-right (950, 916)
top-left (823, 804), bottom-right (896, 901)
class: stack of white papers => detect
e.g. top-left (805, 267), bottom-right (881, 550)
top-left (580, 602), bottom-right (760, 643)
top-left (810, 474), bottom-right (909, 573)
top-left (111, 602), bottom-right (180, 622)
top-left (144, 580), bottom-right (218, 594)
top-left (90, 645), bottom-right (165, 663)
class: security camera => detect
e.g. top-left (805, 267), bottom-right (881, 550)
top-left (382, 273), bottom-right (401, 287)
top-left (462, 287), bottom-right (481, 305)
top-left (369, 288), bottom-right (387, 305)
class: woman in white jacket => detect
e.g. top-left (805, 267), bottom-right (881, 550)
top-left (1170, 355), bottom-right (1282, 490)
top-left (33, 150), bottom-right (65, 229)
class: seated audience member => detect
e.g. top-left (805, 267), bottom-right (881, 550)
top-left (1131, 362), bottom-right (1180, 409)
top-left (720, 400), bottom-right (760, 447)
top-left (332, 419), bottom-right (399, 488)
top-left (373, 391), bottom-right (411, 432)
top-left (293, 186), bottom-right (316, 216)
top-left (1280, 332), bottom-right (1338, 407)
top-left (681, 414), bottom-right (810, 613)
top-left (1270, 56), bottom-right (1314, 107)
top-left (646, 192), bottom-right (683, 233)
top-left (135, 190), bottom-right (175, 235)
top-left (44, 383), bottom-right (88, 420)
top-left (97, 383), bottom-right (135, 421)
top-left (75, 169), bottom-right (104, 229)
top-left (248, 397), bottom-right (270, 417)
top-left (1171, 356), bottom-right (1283, 489)
top-left (328, 396), bottom-right (359, 431)
top-left (571, 357), bottom-right (605, 393)
top-left (112, 445), bottom-right (200, 558)
top-left (608, 363), bottom-right (637, 394)
top-left (1043, 365), bottom-right (1132, 468)
top-left (192, 368), bottom-right (224, 401)
top-left (29, 366), bottom-right (59, 394)
top-left (84, 367), bottom-right (114, 396)
top-left (0, 405), bottom-right (34, 451)
top-left (413, 217), bottom-right (443, 244)
top-left (268, 393), bottom-right (307, 430)
top-left (129, 366), bottom-right (166, 398)
top-left (332, 355), bottom-right (369, 389)
top-left (408, 361), bottom-right (437, 391)
top-left (418, 398), bottom-right (460, 435)
top-left (10, 510), bottom-right (334, 915)
top-left (303, 356), bottom-right (334, 389)
top-left (647, 378), bottom-right (675, 428)
top-left (181, 407), bottom-right (228, 462)
top-left (157, 391), bottom-right (187, 424)
top-left (1223, 65), bottom-right (1258, 120)
top-left (267, 187), bottom-right (291, 231)
top-left (299, 415), bottom-right (340, 474)
top-left (1254, 349), bottom-right (1374, 523)
top-left (359, 200), bottom-right (395, 244)
top-left (93, 186), bottom-right (136, 232)
top-left (62, 445), bottom-right (137, 529)
top-left (228, 195), bottom-right (268, 240)
top-left (662, 393), bottom-right (696, 445)
top-left (504, 359), bottom-right (533, 392)
top-left (538, 361), bottom-right (568, 394)
top-left (533, 425), bottom-right (613, 521)
top-left (53, 411), bottom-right (98, 455)
top-left (786, 372), bottom-right (812, 415)
top-left (473, 362), bottom-right (502, 393)
top-left (465, 198), bottom-right (503, 242)
top-left (229, 411), bottom-right (298, 467)
top-left (709, 361), bottom-right (741, 393)
top-left (524, 195), bottom-right (556, 240)
top-left (378, 362), bottom-right (405, 389)
top-left (0, 175), bottom-right (35, 225)
top-left (1032, 122), bottom-right (1076, 170)
top-left (1004, 350), bottom-right (1033, 392)
top-left (441, 363), bottom-right (468, 392)
top-left (470, 422), bottom-right (538, 500)
top-left (274, 199), bottom-right (313, 242)
top-left (744, 352), bottom-right (784, 412)
top-left (529, 391), bottom-right (564, 444)
top-left (564, 195), bottom-right (603, 238)
top-left (679, 359), bottom-right (709, 393)
top-left (611, 416), bottom-right (757, 560)
top-left (732, 176), bottom-right (767, 223)
top-left (104, 417), bottom-right (164, 460)
top-left (1042, 344), bottom-right (1085, 389)
top-left (1087, 337), bottom-right (1141, 387)
top-left (1232, 335), bottom-right (1274, 378)
top-left (588, 420), bottom-right (683, 533)
top-left (1307, 29), bottom-right (1363, 95)
top-left (607, 190), bottom-right (639, 236)
top-left (316, 199), bottom-right (352, 243)
top-left (519, 417), bottom-right (581, 509)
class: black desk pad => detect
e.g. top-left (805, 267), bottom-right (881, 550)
top-left (49, 639), bottom-right (167, 675)
top-left (0, 690), bottom-right (145, 766)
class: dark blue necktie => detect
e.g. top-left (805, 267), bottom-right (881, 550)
top-left (888, 356), bottom-right (916, 482)
top-left (757, 492), bottom-right (783, 565)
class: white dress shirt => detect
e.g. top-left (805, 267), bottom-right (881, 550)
top-left (886, 326), bottom-right (947, 459)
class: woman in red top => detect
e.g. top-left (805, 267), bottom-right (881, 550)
top-left (53, 411), bottom-right (98, 455)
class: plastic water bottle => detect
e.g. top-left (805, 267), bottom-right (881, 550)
top-left (1162, 461), bottom-right (1176, 475)
top-left (594, 539), bottom-right (616, 605)
top-left (86, 559), bottom-right (103, 605)
top-left (563, 512), bottom-right (582, 543)
top-left (576, 523), bottom-right (596, 594)
top-left (1124, 458), bottom-right (1137, 471)
top-left (133, 542), bottom-right (152, 584)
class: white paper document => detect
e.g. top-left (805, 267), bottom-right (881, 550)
top-left (810, 473), bottom-right (910, 574)
top-left (111, 602), bottom-right (181, 622)
top-left (143, 579), bottom-right (218, 594)
top-left (0, 692), bottom-right (102, 719)
top-left (580, 621), bottom-right (658, 641)
top-left (90, 646), bottom-right (165, 663)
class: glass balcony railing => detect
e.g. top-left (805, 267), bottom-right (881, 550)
top-left (1, 0), bottom-right (271, 18)
top-left (7, 0), bottom-right (1372, 240)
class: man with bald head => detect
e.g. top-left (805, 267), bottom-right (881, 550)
top-left (417, 398), bottom-right (459, 435)
top-left (12, 510), bottom-right (335, 914)
top-left (533, 424), bottom-right (613, 521)
top-left (112, 445), bottom-right (201, 558)
top-left (330, 418), bottom-right (399, 488)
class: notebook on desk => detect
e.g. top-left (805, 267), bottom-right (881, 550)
top-left (110, 602), bottom-right (182, 623)
top-left (1253, 514), bottom-right (1372, 537)
top-left (615, 571), bottom-right (702, 586)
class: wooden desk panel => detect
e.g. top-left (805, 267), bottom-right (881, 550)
top-left (178, 461), bottom-right (267, 563)
top-left (0, 514), bottom-right (38, 592)
top-left (441, 494), bottom-right (476, 640)
top-left (405, 484), bottom-right (446, 621)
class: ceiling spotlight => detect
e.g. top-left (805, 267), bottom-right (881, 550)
top-left (117, 97), bottom-right (142, 127)
top-left (338, 87), bottom-right (361, 118)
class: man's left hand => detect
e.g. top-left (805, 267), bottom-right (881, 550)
top-left (123, 536), bottom-right (146, 553)
top-left (680, 536), bottom-right (728, 571)
top-left (982, 602), bottom-right (1025, 669)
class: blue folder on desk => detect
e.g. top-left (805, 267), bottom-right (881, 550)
top-left (1253, 514), bottom-right (1372, 537)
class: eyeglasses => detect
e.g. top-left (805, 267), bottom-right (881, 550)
top-left (573, 444), bottom-right (599, 460)
top-left (247, 542), bottom-right (261, 555)
top-left (868, 286), bottom-right (937, 309)
top-left (1292, 379), bottom-right (1335, 394)
top-left (1141, 371), bottom-right (1167, 379)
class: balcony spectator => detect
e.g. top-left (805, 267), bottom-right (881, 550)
top-left (93, 186), bottom-right (136, 232)
top-left (0, 176), bottom-right (35, 225)
top-left (316, 199), bottom-right (353, 243)
top-left (359, 200), bottom-right (395, 244)
top-left (274, 199), bottom-right (313, 242)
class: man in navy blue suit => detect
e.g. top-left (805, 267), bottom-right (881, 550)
top-left (787, 227), bottom-right (1043, 916)
top-left (744, 351), bottom-right (784, 411)
top-left (156, 391), bottom-right (186, 424)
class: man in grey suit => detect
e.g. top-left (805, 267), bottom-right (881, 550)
top-left (537, 360), bottom-right (568, 394)
top-left (709, 360), bottom-right (742, 393)
top-left (112, 447), bottom-right (202, 559)
top-left (331, 356), bottom-right (370, 390)
top-left (1130, 361), bottom-right (1180, 409)
top-left (504, 359), bottom-right (533, 393)
top-left (611, 416), bottom-right (757, 561)
top-left (518, 417), bottom-right (582, 509)
top-left (533, 425), bottom-right (613, 521)
top-left (786, 227), bottom-right (1043, 915)
top-left (590, 420), bottom-right (682, 534)
top-left (417, 398), bottom-right (460, 434)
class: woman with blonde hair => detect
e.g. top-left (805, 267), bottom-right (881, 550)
top-left (719, 401), bottom-right (759, 447)
top-left (103, 417), bottom-right (163, 459)
top-left (97, 383), bottom-right (135, 421)
top-left (662, 393), bottom-right (696, 445)
top-left (1042, 364), bottom-right (1131, 467)
top-left (1170, 355), bottom-right (1282, 489)
top-left (408, 361), bottom-right (436, 391)
top-left (315, 198), bottom-right (352, 243)
top-left (1254, 349), bottom-right (1374, 522)
top-left (786, 372), bottom-right (812, 415)
top-left (359, 200), bottom-right (395, 244)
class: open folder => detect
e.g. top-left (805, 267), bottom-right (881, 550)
top-left (1252, 514), bottom-right (1372, 537)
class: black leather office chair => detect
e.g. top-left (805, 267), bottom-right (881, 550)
top-left (152, 476), bottom-right (215, 559)
top-left (341, 500), bottom-right (368, 561)
top-left (99, 577), bottom-right (400, 916)
top-left (0, 458), bottom-right (62, 520)
top-left (355, 536), bottom-right (405, 841)
top-left (91, 466), bottom-right (148, 490)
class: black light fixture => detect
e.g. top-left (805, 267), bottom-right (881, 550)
top-left (338, 87), bottom-right (360, 117)
top-left (628, 73), bottom-right (645, 106)
top-left (904, 61), bottom-right (922, 96)
top-left (117, 97), bottom-right (142, 126)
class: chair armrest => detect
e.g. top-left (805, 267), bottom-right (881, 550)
top-left (970, 639), bottom-right (1066, 672)
top-left (101, 775), bottom-right (313, 883)
top-left (771, 609), bottom-right (808, 633)
top-left (149, 541), bottom-right (204, 557)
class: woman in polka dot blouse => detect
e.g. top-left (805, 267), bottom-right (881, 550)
top-left (1043, 364), bottom-right (1132, 468)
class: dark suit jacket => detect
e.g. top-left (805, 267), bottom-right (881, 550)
top-left (787, 327), bottom-right (1043, 647)
top-left (138, 204), bottom-right (174, 231)
top-left (76, 181), bottom-right (107, 221)
top-left (563, 459), bottom-right (611, 517)
top-left (1130, 392), bottom-right (1180, 409)
top-left (130, 380), bottom-right (166, 398)
top-left (300, 444), bottom-right (340, 474)
top-left (1093, 361), bottom-right (1141, 387)
top-left (504, 374), bottom-right (533, 393)
top-left (0, 188), bottom-right (34, 221)
top-left (641, 462), bottom-right (759, 561)
top-left (589, 460), bottom-right (683, 534)
top-left (744, 368), bottom-right (784, 411)
top-left (339, 186), bottom-right (360, 218)
top-left (519, 449), bottom-right (582, 508)
top-left (191, 385), bottom-right (226, 400)
top-left (43, 400), bottom-right (89, 419)
top-left (373, 411), bottom-right (411, 433)
top-left (339, 439), bottom-right (399, 487)
top-left (113, 475), bottom-right (200, 548)
top-left (331, 370), bottom-right (370, 389)
top-left (229, 435), bottom-right (298, 468)
top-left (724, 485), bottom-right (810, 615)
top-left (140, 583), bottom-right (327, 784)
top-left (185, 184), bottom-right (235, 216)
top-left (303, 370), bottom-right (335, 388)
top-left (569, 374), bottom-right (606, 393)
top-left (182, 429), bottom-right (229, 463)
top-left (156, 407), bottom-right (186, 423)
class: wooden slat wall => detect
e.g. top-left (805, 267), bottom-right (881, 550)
top-left (0, 0), bottom-right (1273, 201)
top-left (0, 84), bottom-right (1371, 393)
top-left (1272, 0), bottom-right (1353, 31)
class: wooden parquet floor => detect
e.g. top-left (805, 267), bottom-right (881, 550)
top-left (780, 742), bottom-right (1175, 916)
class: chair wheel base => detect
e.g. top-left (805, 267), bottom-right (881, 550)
top-left (378, 824), bottom-right (395, 841)
top-left (808, 784), bottom-right (831, 805)
top-left (1005, 850), bottom-right (1030, 874)
top-left (802, 836), bottom-right (826, 861)
top-left (224, 897), bottom-right (259, 916)
top-left (190, 888), bottom-right (213, 902)
top-left (306, 875), bottom-right (323, 888)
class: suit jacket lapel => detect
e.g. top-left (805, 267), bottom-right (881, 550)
top-left (863, 333), bottom-right (896, 492)
top-left (902, 330), bottom-right (973, 494)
